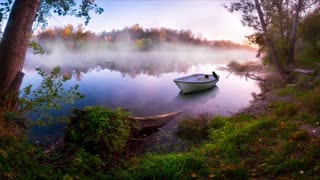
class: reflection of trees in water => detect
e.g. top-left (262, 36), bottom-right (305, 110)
top-left (25, 57), bottom-right (192, 79)
top-left (25, 48), bottom-right (256, 79)
top-left (102, 59), bottom-right (190, 78)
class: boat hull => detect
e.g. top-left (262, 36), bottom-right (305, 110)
top-left (174, 74), bottom-right (218, 93)
top-left (131, 111), bottom-right (181, 131)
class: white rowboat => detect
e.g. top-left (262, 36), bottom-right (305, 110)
top-left (174, 73), bottom-right (219, 93)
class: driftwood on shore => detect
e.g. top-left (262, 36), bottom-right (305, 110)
top-left (294, 68), bottom-right (316, 75)
top-left (218, 66), bottom-right (267, 82)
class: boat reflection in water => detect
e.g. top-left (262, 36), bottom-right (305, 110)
top-left (173, 85), bottom-right (219, 107)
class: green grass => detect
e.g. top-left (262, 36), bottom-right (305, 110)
top-left (268, 102), bottom-right (299, 118)
top-left (176, 114), bottom-right (213, 141)
top-left (2, 100), bottom-right (320, 178)
top-left (276, 86), bottom-right (298, 96)
top-left (116, 111), bottom-right (320, 179)
top-left (117, 153), bottom-right (207, 180)
top-left (299, 86), bottom-right (320, 117)
top-left (4, 71), bottom-right (320, 178)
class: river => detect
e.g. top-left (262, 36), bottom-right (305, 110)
top-left (22, 45), bottom-right (261, 146)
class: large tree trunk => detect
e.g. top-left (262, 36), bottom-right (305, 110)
top-left (287, 0), bottom-right (303, 66)
top-left (254, 0), bottom-right (288, 80)
top-left (0, 0), bottom-right (40, 108)
top-left (0, 0), bottom-right (40, 91)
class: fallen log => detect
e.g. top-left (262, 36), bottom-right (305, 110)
top-left (246, 73), bottom-right (266, 82)
top-left (294, 68), bottom-right (316, 75)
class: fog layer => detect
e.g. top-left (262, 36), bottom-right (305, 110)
top-left (25, 42), bottom-right (257, 77)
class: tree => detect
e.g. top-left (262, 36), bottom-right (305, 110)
top-left (226, 0), bottom-right (319, 80)
top-left (0, 0), bottom-right (103, 108)
top-left (287, 0), bottom-right (303, 66)
top-left (253, 0), bottom-right (287, 79)
top-left (302, 8), bottom-right (320, 53)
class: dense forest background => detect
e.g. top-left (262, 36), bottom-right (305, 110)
top-left (34, 24), bottom-right (255, 51)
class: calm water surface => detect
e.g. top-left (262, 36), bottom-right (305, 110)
top-left (22, 47), bottom-right (261, 145)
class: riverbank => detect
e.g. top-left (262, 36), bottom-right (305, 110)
top-left (2, 65), bottom-right (320, 178)
top-left (108, 64), bottom-right (320, 178)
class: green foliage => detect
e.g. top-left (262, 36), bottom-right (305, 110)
top-left (0, 136), bottom-right (56, 179)
top-left (210, 116), bottom-right (229, 129)
top-left (36, 24), bottom-right (254, 51)
top-left (35, 0), bottom-right (104, 30)
top-left (118, 153), bottom-right (207, 179)
top-left (28, 41), bottom-right (46, 55)
top-left (18, 66), bottom-right (84, 121)
top-left (0, 0), bottom-right (12, 22)
top-left (302, 9), bottom-right (320, 53)
top-left (135, 38), bottom-right (153, 50)
top-left (296, 113), bottom-right (320, 126)
top-left (65, 106), bottom-right (131, 162)
top-left (3, 111), bottom-right (28, 128)
top-left (177, 114), bottom-right (213, 141)
top-left (120, 114), bottom-right (320, 178)
top-left (300, 86), bottom-right (320, 117)
top-left (71, 148), bottom-right (104, 174)
top-left (269, 102), bottom-right (299, 118)
top-left (203, 116), bottom-right (320, 177)
top-left (276, 86), bottom-right (298, 96)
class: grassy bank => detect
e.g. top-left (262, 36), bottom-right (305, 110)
top-left (116, 114), bottom-right (320, 179)
top-left (2, 63), bottom-right (320, 178)
top-left (113, 64), bottom-right (320, 179)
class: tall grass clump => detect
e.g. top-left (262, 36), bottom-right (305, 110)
top-left (177, 114), bottom-right (228, 141)
top-left (268, 102), bottom-right (299, 118)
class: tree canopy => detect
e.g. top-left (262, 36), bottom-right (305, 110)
top-left (0, 0), bottom-right (103, 36)
top-left (0, 0), bottom-right (103, 108)
top-left (226, 0), bottom-right (320, 80)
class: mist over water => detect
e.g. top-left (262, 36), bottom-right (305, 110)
top-left (25, 42), bottom-right (258, 77)
top-left (23, 42), bottom-right (260, 144)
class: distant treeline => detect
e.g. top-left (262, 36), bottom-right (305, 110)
top-left (35, 24), bottom-right (255, 50)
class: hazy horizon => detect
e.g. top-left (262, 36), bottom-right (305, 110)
top-left (47, 0), bottom-right (253, 44)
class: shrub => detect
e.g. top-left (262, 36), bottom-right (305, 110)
top-left (19, 67), bottom-right (84, 120)
top-left (259, 72), bottom-right (286, 93)
top-left (0, 136), bottom-right (55, 179)
top-left (269, 102), bottom-right (299, 118)
top-left (177, 115), bottom-right (232, 142)
top-left (177, 114), bottom-right (213, 141)
top-left (301, 86), bottom-right (320, 117)
top-left (117, 153), bottom-right (206, 179)
top-left (65, 106), bottom-right (131, 161)
top-left (71, 148), bottom-right (105, 174)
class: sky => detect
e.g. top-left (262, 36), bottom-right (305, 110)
top-left (45, 0), bottom-right (253, 44)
